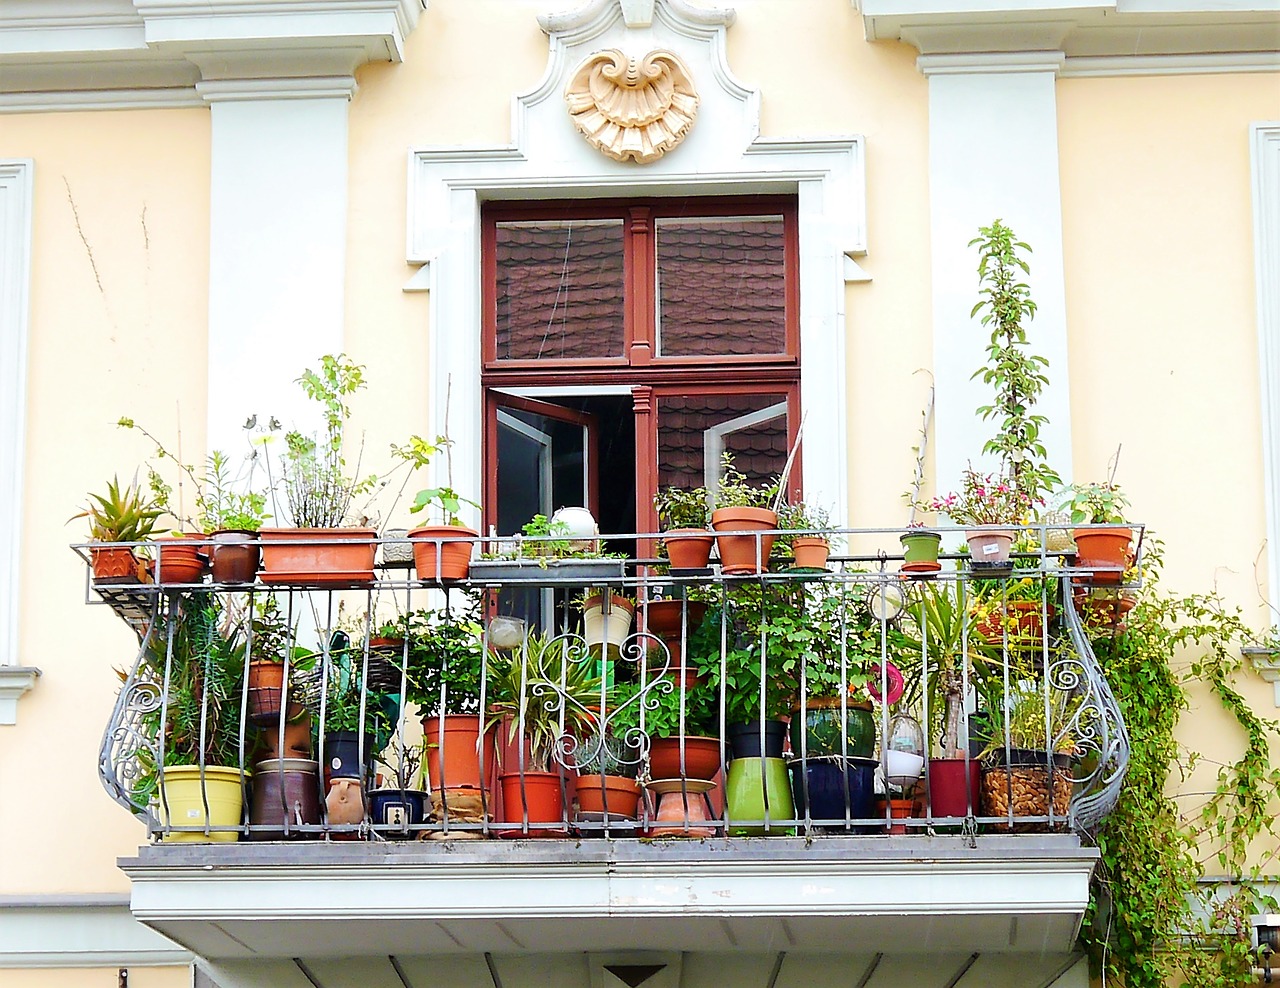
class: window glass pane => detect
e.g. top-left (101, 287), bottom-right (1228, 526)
top-left (657, 393), bottom-right (790, 498)
top-left (655, 215), bottom-right (787, 357)
top-left (495, 220), bottom-right (625, 360)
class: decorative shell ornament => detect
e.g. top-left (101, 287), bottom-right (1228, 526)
top-left (565, 48), bottom-right (699, 164)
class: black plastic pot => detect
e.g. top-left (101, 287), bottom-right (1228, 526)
top-left (727, 719), bottom-right (787, 759)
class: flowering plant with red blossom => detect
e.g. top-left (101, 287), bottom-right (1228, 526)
top-left (929, 468), bottom-right (1037, 527)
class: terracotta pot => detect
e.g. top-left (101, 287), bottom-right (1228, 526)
top-left (574, 774), bottom-right (641, 818)
top-left (247, 661), bottom-right (286, 725)
top-left (899, 530), bottom-right (942, 573)
top-left (648, 735), bottom-right (723, 781)
top-left (873, 796), bottom-right (917, 834)
top-left (711, 507), bottom-right (778, 575)
top-left (155, 537), bottom-right (208, 585)
top-left (1073, 527), bottom-right (1133, 584)
top-left (790, 536), bottom-right (830, 571)
top-left (210, 529), bottom-right (260, 584)
top-left (642, 599), bottom-right (710, 640)
top-left (663, 528), bottom-right (714, 569)
top-left (966, 528), bottom-right (1014, 565)
top-left (649, 779), bottom-right (718, 837)
top-left (422, 714), bottom-right (495, 791)
top-left (498, 770), bottom-right (567, 835)
top-left (256, 703), bottom-right (312, 760)
top-left (409, 525), bottom-right (477, 583)
top-left (90, 546), bottom-right (142, 584)
top-left (1078, 593), bottom-right (1136, 632)
top-left (258, 528), bottom-right (377, 586)
top-left (978, 600), bottom-right (1056, 648)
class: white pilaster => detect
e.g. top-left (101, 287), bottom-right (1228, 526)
top-left (0, 160), bottom-right (32, 686)
top-left (1252, 123), bottom-right (1280, 614)
top-left (921, 53), bottom-right (1073, 497)
top-left (204, 85), bottom-right (351, 450)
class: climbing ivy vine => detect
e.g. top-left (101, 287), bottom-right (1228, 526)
top-left (1079, 543), bottom-right (1280, 986)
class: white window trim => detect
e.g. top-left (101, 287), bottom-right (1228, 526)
top-left (1253, 122), bottom-right (1280, 624)
top-left (0, 160), bottom-right (36, 723)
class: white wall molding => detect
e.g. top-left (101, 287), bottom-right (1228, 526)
top-left (1062, 51), bottom-right (1280, 77)
top-left (0, 159), bottom-right (32, 686)
top-left (858, 1), bottom-right (1280, 66)
top-left (1253, 122), bottom-right (1280, 617)
top-left (0, 896), bottom-right (190, 967)
top-left (0, 0), bottom-right (423, 111)
top-left (924, 62), bottom-right (1073, 497)
top-left (0, 666), bottom-right (39, 725)
top-left (408, 0), bottom-right (863, 526)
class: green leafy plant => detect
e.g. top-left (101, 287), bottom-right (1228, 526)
top-left (654, 484), bottom-right (711, 530)
top-left (392, 434), bottom-right (479, 527)
top-left (71, 474), bottom-right (164, 542)
top-left (712, 451), bottom-right (778, 511)
top-left (1076, 541), bottom-right (1280, 987)
top-left (968, 220), bottom-right (1061, 505)
top-left (118, 417), bottom-right (270, 532)
top-left (775, 499), bottom-right (835, 554)
top-left (1057, 480), bottom-right (1129, 525)
top-left (611, 671), bottom-right (717, 739)
top-left (402, 597), bottom-right (486, 716)
top-left (485, 633), bottom-right (602, 772)
top-left (278, 354), bottom-right (377, 528)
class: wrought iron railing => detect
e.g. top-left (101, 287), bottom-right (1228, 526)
top-left (81, 525), bottom-right (1134, 843)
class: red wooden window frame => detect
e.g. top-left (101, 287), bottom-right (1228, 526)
top-left (481, 196), bottom-right (803, 536)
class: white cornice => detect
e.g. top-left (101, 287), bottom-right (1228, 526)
top-left (0, 0), bottom-right (424, 112)
top-left (0, 666), bottom-right (40, 726)
top-left (856, 1), bottom-right (1280, 67)
top-left (918, 51), bottom-right (1067, 75)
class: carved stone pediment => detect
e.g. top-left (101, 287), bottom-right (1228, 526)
top-left (565, 48), bottom-right (699, 164)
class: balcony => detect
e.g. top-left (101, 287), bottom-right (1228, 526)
top-left (81, 525), bottom-right (1132, 977)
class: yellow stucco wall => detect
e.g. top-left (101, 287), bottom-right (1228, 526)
top-left (3, 967), bottom-right (189, 988)
top-left (0, 108), bottom-right (211, 895)
top-left (1059, 72), bottom-right (1280, 834)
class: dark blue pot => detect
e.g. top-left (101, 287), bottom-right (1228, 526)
top-left (790, 757), bottom-right (877, 831)
top-left (323, 730), bottom-right (376, 784)
top-left (368, 788), bottom-right (428, 837)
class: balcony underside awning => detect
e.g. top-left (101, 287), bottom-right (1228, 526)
top-left (123, 836), bottom-right (1096, 966)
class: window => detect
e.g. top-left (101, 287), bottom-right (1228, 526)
top-left (482, 197), bottom-right (801, 549)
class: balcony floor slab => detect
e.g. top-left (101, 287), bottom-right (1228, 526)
top-left (121, 835), bottom-right (1098, 961)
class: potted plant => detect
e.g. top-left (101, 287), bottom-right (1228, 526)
top-left (899, 394), bottom-right (943, 574)
top-left (259, 354), bottom-right (382, 585)
top-left (898, 583), bottom-right (995, 820)
top-left (571, 726), bottom-right (643, 822)
top-left (577, 590), bottom-right (635, 666)
top-left (395, 433), bottom-right (480, 583)
top-left (473, 512), bottom-right (626, 581)
top-left (653, 483), bottom-right (713, 570)
top-left (971, 575), bottom-right (1058, 654)
top-left (120, 417), bottom-right (272, 583)
top-left (708, 452), bottom-right (780, 575)
top-left (71, 475), bottom-right (164, 583)
top-left (485, 632), bottom-right (601, 835)
top-left (612, 670), bottom-right (721, 781)
top-left (128, 593), bottom-right (248, 841)
top-left (928, 466), bottom-right (1034, 567)
top-left (1057, 480), bottom-right (1133, 584)
top-left (241, 596), bottom-right (312, 731)
top-left (369, 742), bottom-right (428, 837)
top-left (403, 599), bottom-right (493, 793)
top-left (977, 670), bottom-right (1080, 829)
top-left (776, 500), bottom-right (834, 571)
